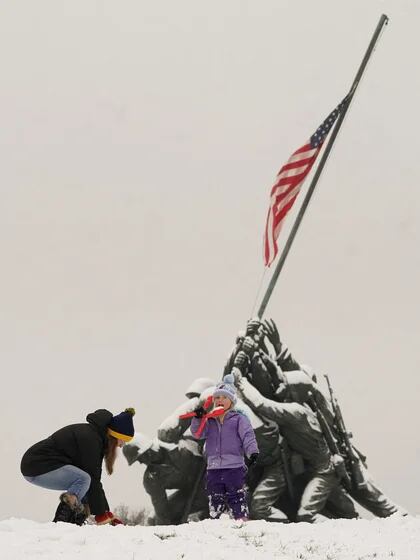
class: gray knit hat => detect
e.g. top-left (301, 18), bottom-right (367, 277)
top-left (213, 374), bottom-right (237, 404)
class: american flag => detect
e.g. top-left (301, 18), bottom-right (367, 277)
top-left (263, 96), bottom-right (349, 267)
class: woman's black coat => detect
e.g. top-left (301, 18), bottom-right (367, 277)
top-left (21, 409), bottom-right (113, 515)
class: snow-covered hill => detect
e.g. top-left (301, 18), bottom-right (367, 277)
top-left (1, 515), bottom-right (419, 560)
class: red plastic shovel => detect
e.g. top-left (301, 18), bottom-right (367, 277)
top-left (195, 406), bottom-right (225, 437)
top-left (179, 395), bottom-right (214, 420)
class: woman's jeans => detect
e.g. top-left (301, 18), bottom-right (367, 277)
top-left (24, 465), bottom-right (91, 503)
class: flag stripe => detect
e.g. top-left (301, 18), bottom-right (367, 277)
top-left (278, 153), bottom-right (317, 169)
top-left (274, 183), bottom-right (303, 214)
top-left (271, 181), bottom-right (304, 209)
top-left (273, 193), bottom-right (299, 238)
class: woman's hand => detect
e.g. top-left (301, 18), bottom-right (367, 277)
top-left (95, 511), bottom-right (124, 526)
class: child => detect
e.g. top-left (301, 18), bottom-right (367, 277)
top-left (191, 375), bottom-right (259, 520)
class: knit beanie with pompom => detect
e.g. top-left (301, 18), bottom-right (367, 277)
top-left (213, 373), bottom-right (237, 405)
top-left (108, 408), bottom-right (136, 442)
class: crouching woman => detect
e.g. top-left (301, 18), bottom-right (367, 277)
top-left (191, 376), bottom-right (258, 521)
top-left (20, 408), bottom-right (136, 525)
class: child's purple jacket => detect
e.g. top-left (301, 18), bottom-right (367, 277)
top-left (191, 410), bottom-right (259, 469)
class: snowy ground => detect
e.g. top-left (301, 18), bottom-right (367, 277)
top-left (1, 515), bottom-right (419, 560)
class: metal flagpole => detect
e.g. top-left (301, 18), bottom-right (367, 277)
top-left (257, 14), bottom-right (389, 319)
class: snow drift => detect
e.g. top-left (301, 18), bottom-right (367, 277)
top-left (1, 515), bottom-right (419, 560)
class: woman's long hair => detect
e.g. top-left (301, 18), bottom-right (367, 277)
top-left (105, 435), bottom-right (119, 475)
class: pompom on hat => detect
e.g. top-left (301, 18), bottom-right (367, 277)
top-left (108, 408), bottom-right (136, 442)
top-left (213, 374), bottom-right (237, 404)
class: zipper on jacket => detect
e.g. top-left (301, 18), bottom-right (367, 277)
top-left (217, 420), bottom-right (222, 467)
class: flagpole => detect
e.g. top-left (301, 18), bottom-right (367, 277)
top-left (257, 13), bottom-right (389, 319)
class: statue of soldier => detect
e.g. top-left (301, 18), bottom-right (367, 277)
top-left (235, 399), bottom-right (289, 522)
top-left (233, 370), bottom-right (358, 522)
top-left (252, 319), bottom-right (407, 518)
top-left (259, 324), bottom-right (407, 519)
top-left (253, 348), bottom-right (335, 425)
top-left (123, 434), bottom-right (208, 525)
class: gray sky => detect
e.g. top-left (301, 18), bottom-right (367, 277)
top-left (0, 0), bottom-right (419, 521)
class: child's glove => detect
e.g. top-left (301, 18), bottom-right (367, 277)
top-left (246, 453), bottom-right (259, 467)
top-left (193, 406), bottom-right (205, 418)
top-left (95, 511), bottom-right (124, 525)
top-left (179, 397), bottom-right (213, 420)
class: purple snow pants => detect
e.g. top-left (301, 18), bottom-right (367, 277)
top-left (206, 466), bottom-right (248, 520)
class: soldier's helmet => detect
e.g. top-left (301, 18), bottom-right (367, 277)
top-left (185, 377), bottom-right (215, 399)
top-left (122, 432), bottom-right (153, 465)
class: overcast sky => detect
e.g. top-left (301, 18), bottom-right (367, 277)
top-left (0, 0), bottom-right (419, 521)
